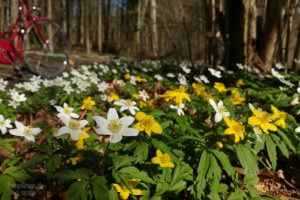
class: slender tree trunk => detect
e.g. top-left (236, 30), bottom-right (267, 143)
top-left (259, 0), bottom-right (288, 72)
top-left (85, 0), bottom-right (91, 54)
top-left (98, 0), bottom-right (103, 53)
top-left (80, 0), bottom-right (84, 45)
top-left (62, 0), bottom-right (67, 34)
top-left (47, 0), bottom-right (53, 45)
top-left (292, 24), bottom-right (300, 72)
top-left (0, 2), bottom-right (4, 32)
top-left (150, 0), bottom-right (158, 57)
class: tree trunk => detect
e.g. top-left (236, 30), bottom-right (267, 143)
top-left (62, 0), bottom-right (67, 34)
top-left (47, 0), bottom-right (53, 45)
top-left (259, 0), bottom-right (287, 73)
top-left (136, 0), bottom-right (149, 55)
top-left (85, 0), bottom-right (91, 55)
top-left (293, 25), bottom-right (300, 72)
top-left (80, 0), bottom-right (84, 45)
top-left (98, 0), bottom-right (103, 53)
top-left (0, 2), bottom-right (4, 32)
top-left (150, 0), bottom-right (158, 57)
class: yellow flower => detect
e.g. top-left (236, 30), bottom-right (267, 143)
top-left (134, 112), bottom-right (162, 136)
top-left (136, 76), bottom-right (145, 82)
top-left (230, 87), bottom-right (239, 95)
top-left (139, 99), bottom-right (153, 109)
top-left (202, 92), bottom-right (216, 104)
top-left (112, 179), bottom-right (142, 200)
top-left (216, 141), bottom-right (223, 148)
top-left (214, 82), bottom-right (227, 93)
top-left (151, 150), bottom-right (175, 168)
top-left (66, 155), bottom-right (83, 165)
top-left (109, 93), bottom-right (120, 102)
top-left (223, 116), bottom-right (245, 143)
top-left (132, 93), bottom-right (139, 100)
top-left (271, 105), bottom-right (286, 128)
top-left (160, 86), bottom-right (190, 104)
top-left (236, 79), bottom-right (246, 86)
top-left (75, 128), bottom-right (90, 150)
top-left (124, 73), bottom-right (131, 79)
top-left (229, 92), bottom-right (245, 105)
top-left (81, 96), bottom-right (96, 110)
top-left (248, 108), bottom-right (277, 134)
top-left (192, 82), bottom-right (206, 96)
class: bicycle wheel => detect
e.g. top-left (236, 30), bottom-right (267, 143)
top-left (22, 20), bottom-right (70, 78)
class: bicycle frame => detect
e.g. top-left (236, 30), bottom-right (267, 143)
top-left (0, 0), bottom-right (50, 62)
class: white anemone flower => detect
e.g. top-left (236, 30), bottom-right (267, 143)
top-left (0, 115), bottom-right (12, 134)
top-left (139, 90), bottom-right (150, 101)
top-left (297, 87), bottom-right (300, 93)
top-left (115, 99), bottom-right (140, 115)
top-left (170, 103), bottom-right (185, 116)
top-left (93, 108), bottom-right (139, 143)
top-left (57, 117), bottom-right (88, 141)
top-left (271, 68), bottom-right (284, 79)
top-left (209, 99), bottom-right (230, 123)
top-left (208, 68), bottom-right (222, 78)
top-left (55, 103), bottom-right (79, 119)
top-left (236, 63), bottom-right (245, 70)
top-left (275, 63), bottom-right (284, 70)
top-left (200, 75), bottom-right (209, 84)
top-left (9, 121), bottom-right (41, 142)
top-left (295, 127), bottom-right (300, 133)
top-left (279, 78), bottom-right (295, 88)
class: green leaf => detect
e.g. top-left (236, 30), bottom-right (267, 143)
top-left (206, 155), bottom-right (222, 193)
top-left (246, 186), bottom-right (260, 198)
top-left (277, 129), bottom-right (295, 153)
top-left (211, 150), bottom-right (236, 181)
top-left (52, 168), bottom-right (92, 180)
top-left (0, 175), bottom-right (15, 200)
top-left (265, 134), bottom-right (277, 171)
top-left (17, 154), bottom-right (48, 171)
top-left (91, 176), bottom-right (109, 200)
top-left (196, 150), bottom-right (210, 198)
top-left (67, 180), bottom-right (90, 200)
top-left (236, 144), bottom-right (258, 175)
top-left (228, 188), bottom-right (247, 200)
top-left (154, 182), bottom-right (169, 196)
top-left (243, 174), bottom-right (259, 185)
top-left (4, 156), bottom-right (21, 167)
top-left (271, 134), bottom-right (289, 158)
top-left (108, 187), bottom-right (119, 200)
top-left (169, 164), bottom-right (193, 190)
top-left (112, 155), bottom-right (137, 169)
top-left (134, 142), bottom-right (148, 162)
top-left (148, 108), bottom-right (166, 117)
top-left (118, 166), bottom-right (156, 184)
top-left (45, 154), bottom-right (61, 172)
top-left (254, 134), bottom-right (266, 153)
top-left (3, 166), bottom-right (31, 182)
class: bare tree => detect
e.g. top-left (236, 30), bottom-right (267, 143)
top-left (150, 0), bottom-right (158, 57)
top-left (98, 0), bottom-right (103, 53)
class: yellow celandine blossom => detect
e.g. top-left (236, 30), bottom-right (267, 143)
top-left (160, 86), bottom-right (190, 104)
top-left (136, 76), bottom-right (146, 82)
top-left (230, 87), bottom-right (239, 95)
top-left (75, 127), bottom-right (90, 150)
top-left (192, 82), bottom-right (206, 96)
top-left (151, 149), bottom-right (175, 168)
top-left (216, 141), bottom-right (223, 148)
top-left (271, 105), bottom-right (286, 128)
top-left (112, 179), bottom-right (142, 200)
top-left (214, 82), bottom-right (227, 93)
top-left (81, 96), bottom-right (96, 110)
top-left (236, 79), bottom-right (246, 86)
top-left (124, 73), bottom-right (131, 79)
top-left (223, 116), bottom-right (245, 143)
top-left (229, 92), bottom-right (245, 105)
top-left (134, 112), bottom-right (162, 136)
top-left (109, 93), bottom-right (120, 102)
top-left (66, 155), bottom-right (83, 165)
top-left (202, 92), bottom-right (216, 104)
top-left (139, 99), bottom-right (153, 109)
top-left (132, 93), bottom-right (139, 100)
top-left (248, 108), bottom-right (277, 134)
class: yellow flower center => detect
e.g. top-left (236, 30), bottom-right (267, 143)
top-left (232, 122), bottom-right (245, 134)
top-left (108, 119), bottom-right (123, 133)
top-left (69, 119), bottom-right (80, 130)
top-left (125, 99), bottom-right (133, 106)
top-left (218, 105), bottom-right (227, 113)
top-left (64, 108), bottom-right (71, 114)
top-left (0, 121), bottom-right (4, 126)
top-left (160, 155), bottom-right (170, 164)
top-left (142, 116), bottom-right (154, 127)
top-left (24, 127), bottom-right (32, 136)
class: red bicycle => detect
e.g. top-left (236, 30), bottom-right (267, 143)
top-left (0, 0), bottom-right (69, 77)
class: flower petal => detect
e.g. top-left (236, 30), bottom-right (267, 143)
top-left (122, 128), bottom-right (139, 136)
top-left (93, 116), bottom-right (108, 129)
top-left (135, 112), bottom-right (146, 121)
top-left (151, 122), bottom-right (162, 134)
top-left (109, 134), bottom-right (122, 143)
top-left (57, 126), bottom-right (69, 136)
top-left (107, 108), bottom-right (119, 121)
top-left (120, 116), bottom-right (134, 127)
top-left (209, 99), bottom-right (218, 112)
top-left (151, 157), bottom-right (161, 164)
top-left (215, 113), bottom-right (223, 123)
